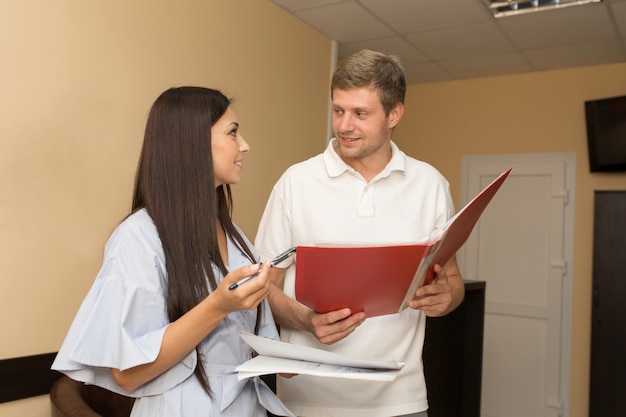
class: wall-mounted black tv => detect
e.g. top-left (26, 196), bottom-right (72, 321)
top-left (585, 94), bottom-right (626, 172)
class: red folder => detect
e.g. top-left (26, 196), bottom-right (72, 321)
top-left (294, 168), bottom-right (512, 317)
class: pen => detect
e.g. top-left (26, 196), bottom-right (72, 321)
top-left (269, 246), bottom-right (297, 267)
top-left (228, 247), bottom-right (297, 290)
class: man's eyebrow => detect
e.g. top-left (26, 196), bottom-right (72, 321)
top-left (333, 104), bottom-right (370, 112)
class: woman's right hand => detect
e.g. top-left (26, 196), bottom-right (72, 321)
top-left (111, 262), bottom-right (271, 392)
top-left (214, 262), bottom-right (272, 314)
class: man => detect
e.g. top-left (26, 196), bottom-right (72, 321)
top-left (255, 49), bottom-right (465, 417)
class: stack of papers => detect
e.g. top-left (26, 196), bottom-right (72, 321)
top-left (236, 332), bottom-right (404, 381)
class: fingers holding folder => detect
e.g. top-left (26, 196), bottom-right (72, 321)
top-left (308, 307), bottom-right (367, 345)
top-left (409, 260), bottom-right (464, 317)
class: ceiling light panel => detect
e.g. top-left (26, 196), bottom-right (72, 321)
top-left (483, 0), bottom-right (603, 18)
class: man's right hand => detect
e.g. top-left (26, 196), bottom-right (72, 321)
top-left (267, 267), bottom-right (366, 344)
top-left (306, 308), bottom-right (366, 345)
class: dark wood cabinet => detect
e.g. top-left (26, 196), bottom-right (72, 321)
top-left (423, 280), bottom-right (486, 417)
top-left (589, 191), bottom-right (626, 417)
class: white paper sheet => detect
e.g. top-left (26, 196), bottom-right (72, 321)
top-left (236, 332), bottom-right (404, 381)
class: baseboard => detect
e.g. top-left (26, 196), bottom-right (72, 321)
top-left (0, 352), bottom-right (61, 403)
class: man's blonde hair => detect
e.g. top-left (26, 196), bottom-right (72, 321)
top-left (331, 49), bottom-right (406, 116)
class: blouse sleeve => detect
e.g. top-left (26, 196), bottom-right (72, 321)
top-left (52, 216), bottom-right (196, 397)
top-left (52, 271), bottom-right (196, 397)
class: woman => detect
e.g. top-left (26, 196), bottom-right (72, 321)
top-left (52, 87), bottom-right (294, 417)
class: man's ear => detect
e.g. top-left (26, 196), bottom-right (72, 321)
top-left (388, 103), bottom-right (404, 128)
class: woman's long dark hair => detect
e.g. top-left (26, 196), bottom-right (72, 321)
top-left (131, 86), bottom-right (259, 395)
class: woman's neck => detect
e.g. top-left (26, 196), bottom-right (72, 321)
top-left (216, 221), bottom-right (228, 266)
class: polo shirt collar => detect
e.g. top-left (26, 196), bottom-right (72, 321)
top-left (324, 138), bottom-right (406, 179)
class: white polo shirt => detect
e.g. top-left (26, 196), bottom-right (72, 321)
top-left (255, 139), bottom-right (454, 417)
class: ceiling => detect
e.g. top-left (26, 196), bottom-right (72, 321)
top-left (269, 0), bottom-right (626, 85)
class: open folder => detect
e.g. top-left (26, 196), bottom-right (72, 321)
top-left (294, 167), bottom-right (512, 318)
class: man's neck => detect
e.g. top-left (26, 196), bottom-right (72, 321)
top-left (342, 144), bottom-right (392, 183)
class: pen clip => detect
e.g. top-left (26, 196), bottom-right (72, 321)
top-left (271, 247), bottom-right (297, 267)
top-left (229, 248), bottom-right (295, 291)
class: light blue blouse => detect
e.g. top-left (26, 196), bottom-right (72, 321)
top-left (52, 209), bottom-right (294, 417)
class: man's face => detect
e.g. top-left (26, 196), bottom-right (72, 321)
top-left (331, 87), bottom-right (402, 163)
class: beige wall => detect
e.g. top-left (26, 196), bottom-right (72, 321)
top-left (3, 1), bottom-right (626, 416)
top-left (0, 1), bottom-right (331, 415)
top-left (395, 63), bottom-right (626, 417)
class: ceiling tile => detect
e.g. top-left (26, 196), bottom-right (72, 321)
top-left (270, 0), bottom-right (344, 11)
top-left (525, 40), bottom-right (626, 70)
top-left (497, 5), bottom-right (617, 49)
top-left (338, 37), bottom-right (430, 65)
top-left (403, 62), bottom-right (455, 84)
top-left (611, 1), bottom-right (626, 36)
top-left (405, 21), bottom-right (518, 61)
top-left (359, 0), bottom-right (492, 33)
top-left (294, 1), bottom-right (394, 42)
top-left (438, 53), bottom-right (533, 79)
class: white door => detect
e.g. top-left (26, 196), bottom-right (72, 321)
top-left (459, 154), bottom-right (574, 417)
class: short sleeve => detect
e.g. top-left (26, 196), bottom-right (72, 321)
top-left (52, 212), bottom-right (196, 397)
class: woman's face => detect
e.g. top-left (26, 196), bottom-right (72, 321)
top-left (211, 106), bottom-right (250, 187)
